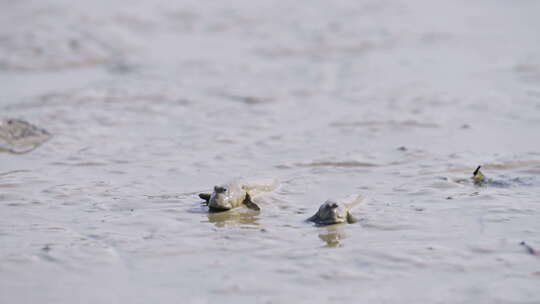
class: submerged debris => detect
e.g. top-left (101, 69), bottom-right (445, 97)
top-left (469, 165), bottom-right (533, 188)
top-left (520, 241), bottom-right (538, 256)
top-left (472, 166), bottom-right (485, 186)
top-left (0, 118), bottom-right (51, 154)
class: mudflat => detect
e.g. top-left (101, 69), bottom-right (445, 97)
top-left (1, 1), bottom-right (540, 303)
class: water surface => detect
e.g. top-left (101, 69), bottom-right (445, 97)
top-left (1, 0), bottom-right (540, 303)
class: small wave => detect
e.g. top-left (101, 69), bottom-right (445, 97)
top-left (219, 93), bottom-right (275, 105)
top-left (49, 161), bottom-right (108, 167)
top-left (294, 161), bottom-right (380, 168)
top-left (0, 170), bottom-right (31, 177)
top-left (447, 160), bottom-right (540, 173)
top-left (330, 120), bottom-right (439, 128)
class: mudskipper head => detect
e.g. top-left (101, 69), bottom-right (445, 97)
top-left (208, 185), bottom-right (233, 211)
top-left (314, 200), bottom-right (348, 225)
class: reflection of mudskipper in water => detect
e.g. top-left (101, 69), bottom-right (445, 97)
top-left (318, 225), bottom-right (347, 248)
top-left (206, 209), bottom-right (260, 228)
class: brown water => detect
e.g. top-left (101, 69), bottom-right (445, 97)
top-left (1, 0), bottom-right (540, 303)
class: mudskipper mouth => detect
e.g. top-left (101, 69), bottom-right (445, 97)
top-left (317, 218), bottom-right (343, 226)
top-left (208, 200), bottom-right (233, 212)
top-left (208, 206), bottom-right (231, 213)
top-left (329, 212), bottom-right (345, 224)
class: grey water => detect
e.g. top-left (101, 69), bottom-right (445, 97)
top-left (1, 0), bottom-right (540, 303)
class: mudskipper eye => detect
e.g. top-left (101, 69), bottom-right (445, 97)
top-left (214, 186), bottom-right (227, 193)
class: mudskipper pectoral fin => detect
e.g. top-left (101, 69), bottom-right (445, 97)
top-left (243, 193), bottom-right (260, 211)
top-left (199, 193), bottom-right (211, 205)
top-left (306, 214), bottom-right (319, 223)
top-left (346, 212), bottom-right (358, 224)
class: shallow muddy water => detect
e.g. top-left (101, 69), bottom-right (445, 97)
top-left (1, 0), bottom-right (540, 303)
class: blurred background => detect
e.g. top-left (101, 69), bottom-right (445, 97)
top-left (1, 0), bottom-right (540, 303)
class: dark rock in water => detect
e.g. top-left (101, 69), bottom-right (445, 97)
top-left (0, 118), bottom-right (51, 154)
